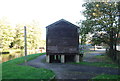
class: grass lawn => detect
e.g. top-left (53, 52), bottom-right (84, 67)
top-left (73, 61), bottom-right (120, 68)
top-left (2, 53), bottom-right (55, 80)
top-left (92, 74), bottom-right (120, 80)
top-left (94, 54), bottom-right (114, 62)
top-left (71, 54), bottom-right (120, 68)
top-left (80, 49), bottom-right (119, 68)
top-left (90, 55), bottom-right (120, 80)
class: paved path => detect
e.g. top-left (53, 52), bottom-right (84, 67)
top-left (21, 49), bottom-right (120, 79)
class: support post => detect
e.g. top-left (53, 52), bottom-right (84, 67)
top-left (75, 55), bottom-right (79, 63)
top-left (56, 55), bottom-right (59, 60)
top-left (55, 55), bottom-right (56, 60)
top-left (46, 55), bottom-right (50, 63)
top-left (61, 55), bottom-right (65, 63)
top-left (24, 26), bottom-right (27, 63)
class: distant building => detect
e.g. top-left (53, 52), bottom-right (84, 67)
top-left (46, 19), bottom-right (80, 63)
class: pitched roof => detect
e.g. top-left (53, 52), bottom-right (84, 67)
top-left (46, 19), bottom-right (79, 28)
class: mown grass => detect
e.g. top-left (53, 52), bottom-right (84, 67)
top-left (71, 53), bottom-right (119, 68)
top-left (73, 61), bottom-right (120, 68)
top-left (92, 74), bottom-right (120, 80)
top-left (77, 49), bottom-right (120, 68)
top-left (2, 53), bottom-right (55, 80)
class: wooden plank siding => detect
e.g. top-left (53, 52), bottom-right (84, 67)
top-left (46, 19), bottom-right (79, 55)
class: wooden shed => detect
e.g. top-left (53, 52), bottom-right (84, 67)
top-left (46, 19), bottom-right (79, 63)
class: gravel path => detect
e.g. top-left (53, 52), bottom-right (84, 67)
top-left (21, 49), bottom-right (120, 79)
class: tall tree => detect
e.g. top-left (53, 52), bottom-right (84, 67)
top-left (26, 20), bottom-right (42, 50)
top-left (11, 24), bottom-right (24, 49)
top-left (0, 17), bottom-right (44, 54)
top-left (81, 2), bottom-right (119, 56)
top-left (77, 20), bottom-right (94, 44)
top-left (14, 20), bottom-right (42, 50)
top-left (0, 17), bottom-right (15, 50)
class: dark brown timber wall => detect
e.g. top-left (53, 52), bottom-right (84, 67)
top-left (46, 19), bottom-right (79, 55)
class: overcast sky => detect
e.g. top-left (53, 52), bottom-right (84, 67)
top-left (0, 0), bottom-right (85, 26)
top-left (0, 0), bottom-right (86, 39)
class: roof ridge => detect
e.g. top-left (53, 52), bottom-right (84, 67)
top-left (46, 19), bottom-right (79, 28)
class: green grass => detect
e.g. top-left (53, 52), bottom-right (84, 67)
top-left (75, 51), bottom-right (120, 68)
top-left (72, 61), bottom-right (120, 68)
top-left (95, 54), bottom-right (119, 64)
top-left (2, 53), bottom-right (55, 80)
top-left (71, 53), bottom-right (120, 68)
top-left (92, 74), bottom-right (120, 80)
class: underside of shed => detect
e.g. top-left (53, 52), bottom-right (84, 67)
top-left (46, 54), bottom-right (80, 63)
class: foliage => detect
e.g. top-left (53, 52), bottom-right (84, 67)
top-left (81, 2), bottom-right (120, 55)
top-left (2, 53), bottom-right (55, 79)
top-left (0, 17), bottom-right (15, 50)
top-left (26, 20), bottom-right (42, 49)
top-left (92, 32), bottom-right (109, 45)
top-left (77, 20), bottom-right (93, 44)
top-left (0, 17), bottom-right (45, 51)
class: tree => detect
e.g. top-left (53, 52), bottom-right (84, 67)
top-left (11, 24), bottom-right (24, 49)
top-left (77, 20), bottom-right (94, 44)
top-left (0, 17), bottom-right (15, 50)
top-left (81, 2), bottom-right (119, 57)
top-left (13, 20), bottom-right (42, 50)
top-left (26, 20), bottom-right (42, 50)
top-left (0, 16), bottom-right (44, 55)
top-left (91, 32), bottom-right (109, 46)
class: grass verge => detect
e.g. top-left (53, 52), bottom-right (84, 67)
top-left (71, 61), bottom-right (120, 68)
top-left (74, 51), bottom-right (119, 68)
top-left (92, 74), bottom-right (120, 80)
top-left (2, 53), bottom-right (55, 80)
top-left (94, 54), bottom-right (115, 63)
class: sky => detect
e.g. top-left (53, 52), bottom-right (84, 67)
top-left (0, 0), bottom-right (86, 39)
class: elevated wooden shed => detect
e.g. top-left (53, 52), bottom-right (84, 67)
top-left (46, 19), bottom-right (79, 63)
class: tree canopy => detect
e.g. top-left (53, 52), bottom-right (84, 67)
top-left (78, 1), bottom-right (120, 58)
top-left (0, 17), bottom-right (45, 51)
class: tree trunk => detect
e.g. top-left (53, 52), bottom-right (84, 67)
top-left (109, 30), bottom-right (114, 57)
top-left (94, 45), bottom-right (96, 51)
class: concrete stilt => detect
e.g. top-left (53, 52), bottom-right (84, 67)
top-left (75, 55), bottom-right (79, 63)
top-left (55, 55), bottom-right (56, 60)
top-left (61, 55), bottom-right (65, 63)
top-left (56, 55), bottom-right (59, 60)
top-left (46, 55), bottom-right (50, 63)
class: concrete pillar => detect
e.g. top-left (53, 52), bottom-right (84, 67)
top-left (56, 55), bottom-right (59, 60)
top-left (61, 55), bottom-right (65, 63)
top-left (46, 55), bottom-right (50, 63)
top-left (54, 55), bottom-right (56, 60)
top-left (75, 55), bottom-right (79, 63)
